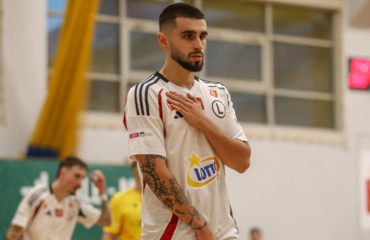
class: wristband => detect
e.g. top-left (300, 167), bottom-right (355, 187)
top-left (100, 193), bottom-right (108, 201)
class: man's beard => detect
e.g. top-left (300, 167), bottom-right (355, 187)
top-left (170, 44), bottom-right (204, 72)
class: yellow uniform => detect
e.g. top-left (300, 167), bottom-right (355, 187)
top-left (103, 188), bottom-right (142, 240)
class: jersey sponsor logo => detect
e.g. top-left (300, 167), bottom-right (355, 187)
top-left (187, 154), bottom-right (220, 187)
top-left (131, 132), bottom-right (153, 138)
top-left (212, 100), bottom-right (226, 118)
top-left (140, 132), bottom-right (153, 137)
top-left (130, 133), bottom-right (139, 139)
top-left (55, 209), bottom-right (63, 217)
top-left (209, 89), bottom-right (218, 98)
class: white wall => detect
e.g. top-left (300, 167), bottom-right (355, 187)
top-left (1, 0), bottom-right (370, 239)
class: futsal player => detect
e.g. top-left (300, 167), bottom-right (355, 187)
top-left (102, 161), bottom-right (142, 240)
top-left (124, 3), bottom-right (251, 240)
top-left (6, 156), bottom-right (112, 240)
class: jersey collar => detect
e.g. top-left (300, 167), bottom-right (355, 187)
top-left (155, 71), bottom-right (200, 95)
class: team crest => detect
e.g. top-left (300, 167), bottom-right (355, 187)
top-left (166, 100), bottom-right (174, 111)
top-left (209, 89), bottom-right (218, 98)
top-left (187, 154), bottom-right (220, 187)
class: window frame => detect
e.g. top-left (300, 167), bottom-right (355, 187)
top-left (47, 0), bottom-right (344, 145)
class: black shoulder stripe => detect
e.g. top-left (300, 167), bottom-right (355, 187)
top-left (145, 77), bottom-right (161, 116)
top-left (134, 75), bottom-right (155, 116)
top-left (138, 76), bottom-right (156, 116)
top-left (134, 84), bottom-right (140, 116)
top-left (29, 188), bottom-right (48, 206)
top-left (28, 187), bottom-right (48, 206)
top-left (27, 186), bottom-right (48, 205)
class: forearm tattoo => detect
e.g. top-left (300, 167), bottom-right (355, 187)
top-left (139, 155), bottom-right (207, 228)
top-left (97, 200), bottom-right (111, 226)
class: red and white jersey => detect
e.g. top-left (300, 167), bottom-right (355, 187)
top-left (11, 184), bottom-right (101, 240)
top-left (124, 72), bottom-right (248, 240)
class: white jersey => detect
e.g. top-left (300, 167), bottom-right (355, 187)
top-left (11, 184), bottom-right (101, 240)
top-left (124, 72), bottom-right (248, 240)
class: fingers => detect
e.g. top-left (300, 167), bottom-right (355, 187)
top-left (166, 92), bottom-right (192, 106)
top-left (187, 93), bottom-right (198, 103)
top-left (167, 98), bottom-right (188, 113)
top-left (90, 170), bottom-right (105, 182)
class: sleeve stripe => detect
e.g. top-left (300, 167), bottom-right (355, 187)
top-left (28, 187), bottom-right (49, 206)
top-left (134, 75), bottom-right (155, 116)
top-left (29, 188), bottom-right (48, 207)
top-left (144, 77), bottom-right (160, 116)
top-left (27, 186), bottom-right (48, 205)
top-left (134, 84), bottom-right (140, 116)
top-left (139, 75), bottom-right (156, 116)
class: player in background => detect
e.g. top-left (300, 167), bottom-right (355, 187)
top-left (6, 156), bottom-right (112, 240)
top-left (124, 3), bottom-right (251, 240)
top-left (102, 161), bottom-right (142, 240)
top-left (250, 228), bottom-right (263, 240)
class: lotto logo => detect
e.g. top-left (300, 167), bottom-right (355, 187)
top-left (187, 154), bottom-right (220, 187)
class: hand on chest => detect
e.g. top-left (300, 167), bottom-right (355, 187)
top-left (163, 88), bottom-right (227, 128)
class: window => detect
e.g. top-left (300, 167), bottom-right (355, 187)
top-left (47, 0), bottom-right (343, 143)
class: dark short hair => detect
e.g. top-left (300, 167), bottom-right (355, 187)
top-left (159, 3), bottom-right (205, 31)
top-left (250, 228), bottom-right (262, 235)
top-left (57, 156), bottom-right (88, 178)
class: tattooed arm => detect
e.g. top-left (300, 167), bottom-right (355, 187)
top-left (6, 225), bottom-right (23, 240)
top-left (96, 199), bottom-right (111, 227)
top-left (136, 155), bottom-right (217, 239)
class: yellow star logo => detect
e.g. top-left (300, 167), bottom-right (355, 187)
top-left (188, 154), bottom-right (200, 168)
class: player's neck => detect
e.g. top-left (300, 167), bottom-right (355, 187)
top-left (51, 181), bottom-right (69, 202)
top-left (160, 62), bottom-right (194, 89)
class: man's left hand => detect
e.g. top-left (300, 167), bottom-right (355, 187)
top-left (90, 170), bottom-right (106, 194)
